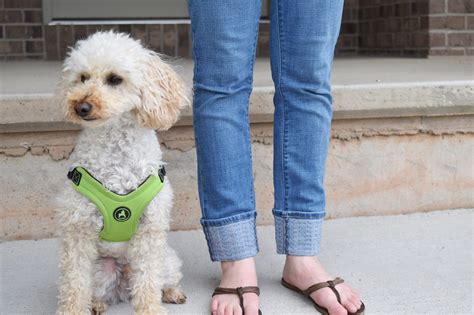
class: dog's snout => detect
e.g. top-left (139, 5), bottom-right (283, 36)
top-left (75, 102), bottom-right (92, 117)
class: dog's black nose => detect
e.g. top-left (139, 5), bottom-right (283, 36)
top-left (75, 102), bottom-right (92, 117)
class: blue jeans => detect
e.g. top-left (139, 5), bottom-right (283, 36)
top-left (188, 0), bottom-right (343, 261)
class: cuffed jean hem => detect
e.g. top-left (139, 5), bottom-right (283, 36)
top-left (273, 209), bottom-right (325, 256)
top-left (201, 211), bottom-right (259, 262)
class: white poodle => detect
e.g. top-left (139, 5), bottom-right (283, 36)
top-left (55, 31), bottom-right (189, 315)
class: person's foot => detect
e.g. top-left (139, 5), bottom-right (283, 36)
top-left (283, 256), bottom-right (362, 315)
top-left (211, 257), bottom-right (260, 315)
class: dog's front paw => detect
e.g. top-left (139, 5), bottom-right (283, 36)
top-left (162, 287), bottom-right (187, 304)
top-left (91, 299), bottom-right (108, 315)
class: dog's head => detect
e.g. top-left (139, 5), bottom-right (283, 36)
top-left (58, 31), bottom-right (189, 130)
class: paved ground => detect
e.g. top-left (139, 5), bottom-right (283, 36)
top-left (1, 209), bottom-right (472, 315)
top-left (1, 57), bottom-right (473, 95)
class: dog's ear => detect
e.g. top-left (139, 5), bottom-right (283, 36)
top-left (136, 52), bottom-right (189, 130)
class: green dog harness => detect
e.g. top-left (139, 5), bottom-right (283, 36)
top-left (67, 166), bottom-right (165, 242)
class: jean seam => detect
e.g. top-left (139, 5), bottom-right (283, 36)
top-left (188, 0), bottom-right (209, 220)
top-left (275, 0), bottom-right (289, 215)
top-left (244, 1), bottom-right (261, 211)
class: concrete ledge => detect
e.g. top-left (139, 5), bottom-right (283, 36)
top-left (1, 81), bottom-right (473, 133)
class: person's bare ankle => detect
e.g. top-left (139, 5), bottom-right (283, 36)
top-left (283, 256), bottom-right (331, 287)
top-left (220, 257), bottom-right (258, 286)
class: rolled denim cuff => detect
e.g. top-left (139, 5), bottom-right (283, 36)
top-left (273, 209), bottom-right (325, 256)
top-left (201, 211), bottom-right (259, 262)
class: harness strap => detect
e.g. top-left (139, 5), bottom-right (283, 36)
top-left (67, 166), bottom-right (165, 242)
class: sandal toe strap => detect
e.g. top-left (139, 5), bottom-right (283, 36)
top-left (212, 286), bottom-right (260, 313)
top-left (303, 277), bottom-right (344, 303)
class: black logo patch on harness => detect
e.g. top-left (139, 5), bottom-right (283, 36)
top-left (113, 207), bottom-right (131, 222)
top-left (68, 168), bottom-right (82, 186)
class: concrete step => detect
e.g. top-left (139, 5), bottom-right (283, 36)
top-left (1, 57), bottom-right (474, 241)
top-left (1, 210), bottom-right (472, 315)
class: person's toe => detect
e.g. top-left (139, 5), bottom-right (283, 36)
top-left (233, 305), bottom-right (243, 315)
top-left (350, 293), bottom-right (362, 310)
top-left (211, 299), bottom-right (219, 315)
top-left (217, 303), bottom-right (226, 315)
top-left (343, 300), bottom-right (358, 314)
top-left (224, 305), bottom-right (234, 315)
top-left (314, 291), bottom-right (347, 315)
top-left (244, 305), bottom-right (259, 315)
top-left (327, 302), bottom-right (348, 315)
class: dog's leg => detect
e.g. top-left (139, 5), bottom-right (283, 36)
top-left (128, 222), bottom-right (168, 315)
top-left (91, 257), bottom-right (121, 314)
top-left (161, 245), bottom-right (186, 304)
top-left (56, 223), bottom-right (98, 315)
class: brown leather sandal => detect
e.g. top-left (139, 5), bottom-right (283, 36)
top-left (212, 286), bottom-right (262, 315)
top-left (281, 277), bottom-right (365, 315)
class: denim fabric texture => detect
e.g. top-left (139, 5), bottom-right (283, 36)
top-left (188, 0), bottom-right (344, 261)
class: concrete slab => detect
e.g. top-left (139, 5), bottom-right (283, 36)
top-left (1, 209), bottom-right (472, 315)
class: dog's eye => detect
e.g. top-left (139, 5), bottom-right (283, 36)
top-left (106, 74), bottom-right (123, 86)
top-left (80, 74), bottom-right (89, 83)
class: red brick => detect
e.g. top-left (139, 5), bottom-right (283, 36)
top-left (131, 24), bottom-right (146, 43)
top-left (0, 40), bottom-right (23, 53)
top-left (411, 1), bottom-right (429, 15)
top-left (448, 0), bottom-right (473, 13)
top-left (412, 32), bottom-right (429, 47)
top-left (24, 10), bottom-right (42, 23)
top-left (403, 17), bottom-right (420, 31)
top-left (118, 25), bottom-right (132, 34)
top-left (429, 16), bottom-right (446, 29)
top-left (342, 22), bottom-right (358, 34)
top-left (72, 25), bottom-right (88, 42)
top-left (446, 16), bottom-right (466, 29)
top-left (387, 18), bottom-right (401, 32)
top-left (44, 26), bottom-right (59, 60)
top-left (429, 32), bottom-right (446, 46)
top-left (28, 25), bottom-right (42, 38)
top-left (376, 33), bottom-right (393, 48)
top-left (162, 25), bottom-right (176, 57)
top-left (5, 25), bottom-right (25, 38)
top-left (148, 25), bottom-right (161, 51)
top-left (4, 0), bottom-right (41, 9)
top-left (0, 10), bottom-right (22, 23)
top-left (430, 0), bottom-right (446, 13)
top-left (393, 32), bottom-right (410, 47)
top-left (467, 16), bottom-right (474, 29)
top-left (178, 24), bottom-right (191, 57)
top-left (25, 40), bottom-right (42, 53)
top-left (58, 25), bottom-right (73, 59)
top-left (342, 8), bottom-right (352, 21)
top-left (448, 32), bottom-right (473, 46)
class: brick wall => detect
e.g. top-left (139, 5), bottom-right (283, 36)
top-left (357, 0), bottom-right (430, 56)
top-left (429, 0), bottom-right (474, 55)
top-left (1, 0), bottom-right (473, 60)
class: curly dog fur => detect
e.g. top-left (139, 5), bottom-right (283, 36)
top-left (55, 31), bottom-right (189, 315)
